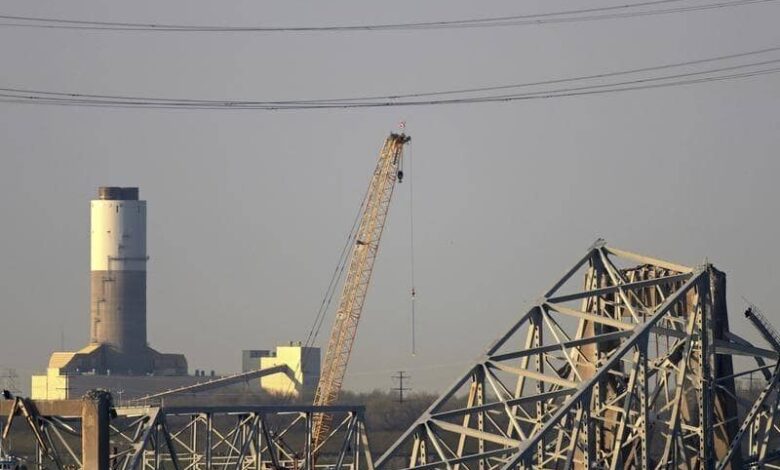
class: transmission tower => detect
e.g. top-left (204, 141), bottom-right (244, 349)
top-left (392, 371), bottom-right (411, 403)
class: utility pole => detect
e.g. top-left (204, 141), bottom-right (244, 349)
top-left (392, 371), bottom-right (411, 404)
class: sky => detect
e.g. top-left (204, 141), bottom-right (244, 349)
top-left (0, 0), bottom-right (779, 395)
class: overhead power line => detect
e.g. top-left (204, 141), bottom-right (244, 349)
top-left (0, 0), bottom-right (776, 32)
top-left (1, 47), bottom-right (778, 110)
top-left (2, 68), bottom-right (777, 110)
top-left (4, 45), bottom-right (778, 105)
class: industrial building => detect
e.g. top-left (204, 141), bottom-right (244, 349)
top-left (242, 343), bottom-right (321, 396)
top-left (32, 187), bottom-right (191, 399)
top-left (241, 349), bottom-right (272, 373)
top-left (30, 186), bottom-right (320, 400)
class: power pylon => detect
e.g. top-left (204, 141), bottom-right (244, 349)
top-left (392, 371), bottom-right (411, 403)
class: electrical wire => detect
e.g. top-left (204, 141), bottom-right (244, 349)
top-left (1, 56), bottom-right (779, 110)
top-left (347, 360), bottom-right (472, 377)
top-left (1, 45), bottom-right (779, 111)
top-left (3, 45), bottom-right (779, 107)
top-left (0, 0), bottom-right (775, 32)
top-left (294, 45), bottom-right (780, 103)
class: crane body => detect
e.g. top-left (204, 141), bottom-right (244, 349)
top-left (312, 132), bottom-right (411, 449)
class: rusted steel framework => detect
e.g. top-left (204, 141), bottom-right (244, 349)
top-left (0, 402), bottom-right (372, 470)
top-left (377, 240), bottom-right (780, 470)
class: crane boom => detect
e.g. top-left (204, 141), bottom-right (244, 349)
top-left (312, 132), bottom-right (411, 449)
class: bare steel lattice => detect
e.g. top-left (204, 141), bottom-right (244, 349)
top-left (376, 240), bottom-right (780, 470)
top-left (5, 240), bottom-right (780, 470)
top-left (0, 401), bottom-right (374, 470)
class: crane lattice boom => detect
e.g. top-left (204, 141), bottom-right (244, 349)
top-left (312, 132), bottom-right (410, 448)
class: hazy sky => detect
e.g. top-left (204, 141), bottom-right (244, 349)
top-left (1, 1), bottom-right (779, 394)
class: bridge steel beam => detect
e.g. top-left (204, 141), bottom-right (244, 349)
top-left (376, 240), bottom-right (780, 470)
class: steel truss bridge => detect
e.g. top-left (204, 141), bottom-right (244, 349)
top-left (117, 404), bottom-right (373, 470)
top-left (376, 240), bottom-right (780, 470)
top-left (4, 241), bottom-right (780, 469)
top-left (1, 401), bottom-right (373, 470)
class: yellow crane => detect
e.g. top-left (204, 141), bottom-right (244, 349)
top-left (312, 131), bottom-right (411, 450)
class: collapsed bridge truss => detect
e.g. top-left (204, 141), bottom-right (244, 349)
top-left (377, 240), bottom-right (780, 470)
top-left (5, 240), bottom-right (780, 470)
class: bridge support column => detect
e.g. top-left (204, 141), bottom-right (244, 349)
top-left (82, 390), bottom-right (111, 470)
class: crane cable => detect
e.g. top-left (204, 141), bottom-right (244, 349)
top-left (305, 184), bottom-right (370, 351)
top-left (408, 140), bottom-right (417, 357)
top-left (395, 121), bottom-right (417, 357)
top-left (280, 146), bottom-right (378, 400)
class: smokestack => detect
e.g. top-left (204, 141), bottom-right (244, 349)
top-left (90, 187), bottom-right (148, 365)
top-left (34, 186), bottom-right (187, 384)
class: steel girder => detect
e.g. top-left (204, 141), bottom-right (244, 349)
top-left (0, 397), bottom-right (81, 470)
top-left (109, 405), bottom-right (373, 470)
top-left (1, 403), bottom-right (373, 470)
top-left (376, 240), bottom-right (780, 470)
